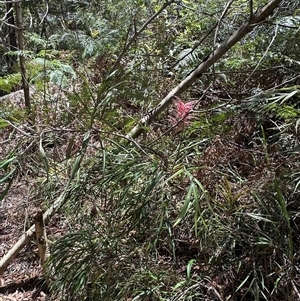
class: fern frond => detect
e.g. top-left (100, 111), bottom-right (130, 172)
top-left (0, 73), bottom-right (21, 93)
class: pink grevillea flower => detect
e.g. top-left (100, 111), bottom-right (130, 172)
top-left (171, 96), bottom-right (194, 127)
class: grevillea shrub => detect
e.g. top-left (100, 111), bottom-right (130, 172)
top-left (171, 96), bottom-right (194, 129)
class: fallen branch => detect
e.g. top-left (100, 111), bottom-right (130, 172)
top-left (0, 184), bottom-right (69, 275)
top-left (125, 0), bottom-right (283, 140)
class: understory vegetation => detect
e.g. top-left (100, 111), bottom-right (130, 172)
top-left (1, 0), bottom-right (300, 300)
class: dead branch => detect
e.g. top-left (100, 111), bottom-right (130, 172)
top-left (34, 209), bottom-right (49, 268)
top-left (0, 186), bottom-right (69, 275)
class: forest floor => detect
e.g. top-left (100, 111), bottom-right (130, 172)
top-left (0, 180), bottom-right (63, 301)
top-left (0, 89), bottom-right (66, 301)
top-left (0, 162), bottom-right (69, 301)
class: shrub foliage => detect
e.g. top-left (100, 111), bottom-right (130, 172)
top-left (1, 0), bottom-right (300, 300)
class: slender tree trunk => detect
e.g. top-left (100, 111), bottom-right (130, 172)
top-left (35, 209), bottom-right (50, 273)
top-left (5, 1), bottom-right (17, 70)
top-left (14, 1), bottom-right (31, 113)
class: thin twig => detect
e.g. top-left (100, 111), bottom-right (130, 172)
top-left (38, 0), bottom-right (49, 26)
top-left (212, 0), bottom-right (235, 83)
top-left (244, 23), bottom-right (279, 86)
top-left (111, 0), bottom-right (175, 72)
top-left (292, 280), bottom-right (300, 300)
top-left (2, 119), bottom-right (33, 137)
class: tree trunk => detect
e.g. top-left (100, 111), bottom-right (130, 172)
top-left (5, 0), bottom-right (17, 70)
top-left (14, 1), bottom-right (31, 113)
top-left (34, 209), bottom-right (50, 269)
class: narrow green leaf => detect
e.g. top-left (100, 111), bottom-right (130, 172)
top-left (173, 280), bottom-right (186, 290)
top-left (0, 172), bottom-right (14, 200)
top-left (236, 272), bottom-right (251, 292)
top-left (274, 179), bottom-right (289, 223)
top-left (0, 119), bottom-right (10, 129)
top-left (82, 131), bottom-right (91, 149)
top-left (39, 138), bottom-right (49, 177)
top-left (0, 157), bottom-right (15, 169)
top-left (166, 167), bottom-right (185, 182)
top-left (0, 169), bottom-right (15, 184)
top-left (246, 213), bottom-right (274, 223)
top-left (280, 90), bottom-right (298, 104)
top-left (295, 118), bottom-right (300, 134)
top-left (70, 155), bottom-right (82, 179)
top-left (174, 182), bottom-right (194, 227)
top-left (186, 259), bottom-right (196, 279)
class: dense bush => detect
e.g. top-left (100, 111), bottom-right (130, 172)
top-left (1, 0), bottom-right (300, 300)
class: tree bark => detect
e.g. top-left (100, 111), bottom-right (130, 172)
top-left (125, 0), bottom-right (283, 141)
top-left (5, 0), bottom-right (17, 70)
top-left (14, 1), bottom-right (31, 112)
top-left (34, 209), bottom-right (50, 268)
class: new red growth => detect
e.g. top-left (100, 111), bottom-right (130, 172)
top-left (171, 96), bottom-right (194, 128)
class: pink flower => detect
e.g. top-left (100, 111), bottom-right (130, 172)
top-left (171, 96), bottom-right (194, 127)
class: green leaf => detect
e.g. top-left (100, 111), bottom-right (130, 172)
top-left (236, 272), bottom-right (252, 292)
top-left (65, 136), bottom-right (75, 159)
top-left (186, 259), bottom-right (196, 279)
top-left (0, 119), bottom-right (10, 129)
top-left (0, 156), bottom-right (16, 169)
top-left (174, 181), bottom-right (194, 227)
top-left (39, 138), bottom-right (49, 178)
top-left (0, 168), bottom-right (15, 185)
top-left (245, 213), bottom-right (274, 223)
top-left (70, 155), bottom-right (83, 180)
